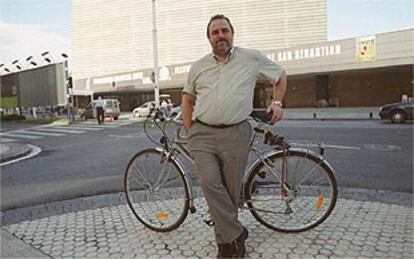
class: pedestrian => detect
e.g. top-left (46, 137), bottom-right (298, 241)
top-left (161, 97), bottom-right (169, 117)
top-left (181, 14), bottom-right (287, 258)
top-left (95, 96), bottom-right (105, 125)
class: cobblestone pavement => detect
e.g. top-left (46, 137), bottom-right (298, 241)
top-left (3, 196), bottom-right (413, 258)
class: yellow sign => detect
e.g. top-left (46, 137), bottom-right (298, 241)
top-left (356, 35), bottom-right (376, 62)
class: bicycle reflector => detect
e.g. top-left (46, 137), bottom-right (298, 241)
top-left (155, 212), bottom-right (170, 220)
top-left (316, 193), bottom-right (324, 211)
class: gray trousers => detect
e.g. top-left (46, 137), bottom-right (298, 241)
top-left (188, 120), bottom-right (252, 244)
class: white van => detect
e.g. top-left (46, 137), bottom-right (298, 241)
top-left (80, 99), bottom-right (121, 120)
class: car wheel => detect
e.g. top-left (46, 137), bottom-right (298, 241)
top-left (391, 110), bottom-right (406, 123)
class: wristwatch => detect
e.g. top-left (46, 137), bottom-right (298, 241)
top-left (273, 100), bottom-right (283, 107)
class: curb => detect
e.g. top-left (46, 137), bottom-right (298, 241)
top-left (0, 143), bottom-right (32, 163)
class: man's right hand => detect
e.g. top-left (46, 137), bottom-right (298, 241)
top-left (184, 121), bottom-right (192, 132)
top-left (181, 93), bottom-right (194, 133)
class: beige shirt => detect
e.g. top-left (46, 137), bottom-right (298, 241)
top-left (183, 47), bottom-right (284, 125)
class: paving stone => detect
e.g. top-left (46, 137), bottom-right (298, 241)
top-left (2, 197), bottom-right (413, 259)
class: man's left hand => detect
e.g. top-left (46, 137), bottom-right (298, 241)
top-left (267, 104), bottom-right (283, 124)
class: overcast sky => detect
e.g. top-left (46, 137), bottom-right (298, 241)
top-left (0, 0), bottom-right (412, 68)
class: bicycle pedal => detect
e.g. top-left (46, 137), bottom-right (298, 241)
top-left (203, 219), bottom-right (215, 227)
top-left (258, 171), bottom-right (266, 178)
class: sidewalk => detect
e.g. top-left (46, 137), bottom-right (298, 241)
top-left (1, 190), bottom-right (413, 258)
top-left (282, 107), bottom-right (380, 120)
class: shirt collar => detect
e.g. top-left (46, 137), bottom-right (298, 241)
top-left (212, 46), bottom-right (235, 64)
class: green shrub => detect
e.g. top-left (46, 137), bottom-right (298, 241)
top-left (0, 114), bottom-right (26, 121)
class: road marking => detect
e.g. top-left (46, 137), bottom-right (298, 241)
top-left (324, 144), bottom-right (361, 150)
top-left (0, 144), bottom-right (42, 167)
top-left (0, 133), bottom-right (42, 139)
top-left (15, 130), bottom-right (64, 137)
top-left (290, 142), bottom-right (361, 150)
top-left (31, 128), bottom-right (85, 134)
top-left (0, 137), bottom-right (17, 143)
top-left (53, 126), bottom-right (102, 131)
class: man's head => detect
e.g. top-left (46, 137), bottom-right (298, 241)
top-left (206, 14), bottom-right (234, 55)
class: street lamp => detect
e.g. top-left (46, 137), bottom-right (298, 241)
top-left (61, 53), bottom-right (74, 122)
top-left (152, 0), bottom-right (160, 108)
top-left (12, 60), bottom-right (22, 71)
top-left (41, 51), bottom-right (54, 63)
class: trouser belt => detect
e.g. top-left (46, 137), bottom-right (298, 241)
top-left (195, 119), bottom-right (246, 129)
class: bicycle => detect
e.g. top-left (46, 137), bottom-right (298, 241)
top-left (124, 110), bottom-right (338, 233)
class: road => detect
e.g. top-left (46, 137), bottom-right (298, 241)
top-left (1, 119), bottom-right (412, 211)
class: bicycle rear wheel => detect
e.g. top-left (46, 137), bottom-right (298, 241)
top-left (245, 150), bottom-right (337, 232)
top-left (124, 148), bottom-right (190, 232)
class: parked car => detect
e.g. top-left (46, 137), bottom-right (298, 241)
top-left (379, 100), bottom-right (414, 123)
top-left (132, 101), bottom-right (156, 118)
top-left (80, 99), bottom-right (120, 120)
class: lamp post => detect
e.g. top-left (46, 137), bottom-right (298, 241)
top-left (152, 0), bottom-right (160, 108)
top-left (61, 52), bottom-right (73, 122)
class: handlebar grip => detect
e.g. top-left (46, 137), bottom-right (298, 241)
top-left (250, 110), bottom-right (273, 123)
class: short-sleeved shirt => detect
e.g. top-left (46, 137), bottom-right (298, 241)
top-left (95, 99), bottom-right (104, 108)
top-left (183, 46), bottom-right (284, 125)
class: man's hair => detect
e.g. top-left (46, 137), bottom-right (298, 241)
top-left (206, 14), bottom-right (234, 38)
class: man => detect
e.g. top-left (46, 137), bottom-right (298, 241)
top-left (95, 96), bottom-right (105, 125)
top-left (161, 97), bottom-right (169, 117)
top-left (181, 14), bottom-right (286, 258)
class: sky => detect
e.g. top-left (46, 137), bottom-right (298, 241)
top-left (0, 0), bottom-right (413, 69)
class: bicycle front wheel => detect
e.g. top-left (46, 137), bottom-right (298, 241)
top-left (245, 150), bottom-right (337, 232)
top-left (124, 148), bottom-right (190, 232)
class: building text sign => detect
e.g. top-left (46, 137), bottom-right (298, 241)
top-left (356, 35), bottom-right (376, 62)
top-left (266, 44), bottom-right (342, 62)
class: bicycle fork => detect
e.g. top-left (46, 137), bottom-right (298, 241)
top-left (156, 148), bottom-right (197, 214)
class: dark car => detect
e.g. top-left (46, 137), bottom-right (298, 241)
top-left (379, 100), bottom-right (414, 123)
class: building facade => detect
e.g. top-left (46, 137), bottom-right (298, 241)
top-left (72, 0), bottom-right (327, 108)
top-left (0, 63), bottom-right (67, 109)
top-left (71, 1), bottom-right (413, 111)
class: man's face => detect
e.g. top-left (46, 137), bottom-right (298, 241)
top-left (208, 18), bottom-right (234, 54)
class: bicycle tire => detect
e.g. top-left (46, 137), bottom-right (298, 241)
top-left (245, 149), bottom-right (337, 233)
top-left (124, 148), bottom-right (190, 232)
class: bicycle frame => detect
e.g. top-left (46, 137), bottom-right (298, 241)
top-left (149, 115), bottom-right (335, 216)
top-left (155, 120), bottom-right (293, 213)
top-left (127, 114), bottom-right (338, 232)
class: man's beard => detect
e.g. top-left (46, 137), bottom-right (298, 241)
top-left (213, 40), bottom-right (232, 53)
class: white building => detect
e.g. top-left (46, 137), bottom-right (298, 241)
top-left (71, 0), bottom-right (327, 108)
